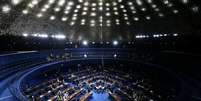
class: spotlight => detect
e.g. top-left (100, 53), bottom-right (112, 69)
top-left (113, 40), bottom-right (118, 46)
top-left (82, 40), bottom-right (88, 46)
top-left (12, 0), bottom-right (22, 5)
top-left (92, 42), bottom-right (95, 44)
top-left (114, 54), bottom-right (117, 58)
top-left (22, 9), bottom-right (29, 14)
top-left (22, 33), bottom-right (28, 37)
top-left (2, 5), bottom-right (11, 13)
top-left (84, 54), bottom-right (87, 58)
top-left (38, 34), bottom-right (48, 38)
top-left (173, 33), bottom-right (178, 36)
top-left (52, 34), bottom-right (66, 39)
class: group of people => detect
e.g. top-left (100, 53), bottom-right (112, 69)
top-left (24, 62), bottom-right (177, 101)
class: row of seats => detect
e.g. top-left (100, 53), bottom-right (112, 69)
top-left (23, 62), bottom-right (178, 101)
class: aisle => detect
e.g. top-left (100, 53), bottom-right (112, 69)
top-left (0, 73), bottom-right (18, 101)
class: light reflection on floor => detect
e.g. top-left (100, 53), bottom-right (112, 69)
top-left (88, 91), bottom-right (113, 101)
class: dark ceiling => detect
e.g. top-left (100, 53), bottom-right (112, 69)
top-left (0, 0), bottom-right (200, 41)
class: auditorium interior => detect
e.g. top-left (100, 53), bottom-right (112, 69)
top-left (0, 0), bottom-right (201, 101)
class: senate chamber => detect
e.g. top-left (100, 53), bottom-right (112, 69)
top-left (0, 0), bottom-right (201, 101)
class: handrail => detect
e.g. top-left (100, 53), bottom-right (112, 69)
top-left (0, 51), bottom-right (37, 57)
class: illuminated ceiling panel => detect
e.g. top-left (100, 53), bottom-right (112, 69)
top-left (0, 0), bottom-right (200, 41)
top-left (0, 0), bottom-right (199, 27)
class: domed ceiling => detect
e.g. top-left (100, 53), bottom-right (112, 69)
top-left (0, 0), bottom-right (200, 41)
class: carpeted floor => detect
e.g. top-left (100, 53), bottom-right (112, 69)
top-left (88, 91), bottom-right (113, 101)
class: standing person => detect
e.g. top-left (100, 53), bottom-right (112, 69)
top-left (57, 90), bottom-right (63, 101)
